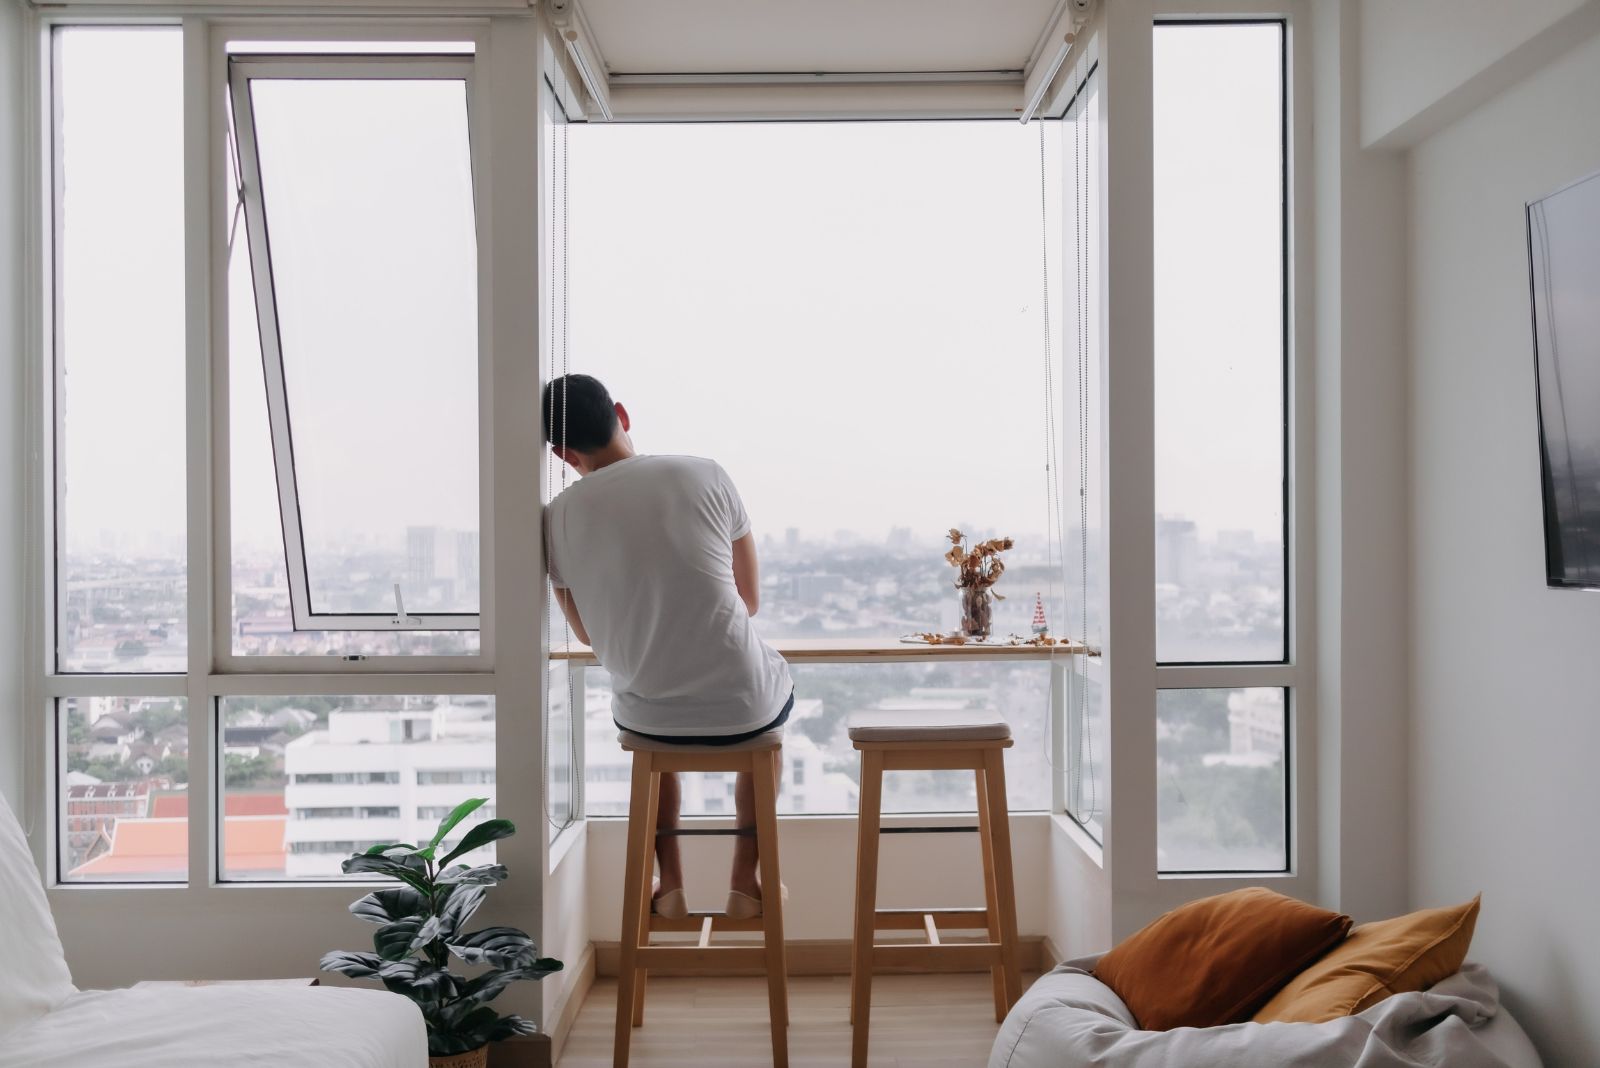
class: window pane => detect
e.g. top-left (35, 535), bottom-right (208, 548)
top-left (228, 98), bottom-right (476, 657)
top-left (1059, 71), bottom-right (1105, 835)
top-left (547, 662), bottom-right (576, 828)
top-left (219, 695), bottom-right (496, 880)
top-left (61, 697), bottom-right (189, 882)
top-left (55, 28), bottom-right (186, 672)
top-left (583, 663), bottom-right (1050, 816)
top-left (245, 76), bottom-right (479, 617)
top-left (1157, 687), bottom-right (1287, 872)
top-left (1065, 661), bottom-right (1106, 839)
top-left (1153, 24), bottom-right (1285, 663)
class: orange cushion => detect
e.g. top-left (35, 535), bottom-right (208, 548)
top-left (1094, 887), bottom-right (1352, 1031)
top-left (1252, 895), bottom-right (1481, 1024)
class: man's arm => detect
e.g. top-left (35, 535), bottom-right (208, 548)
top-left (732, 533), bottom-right (760, 616)
top-left (554, 586), bottom-right (591, 647)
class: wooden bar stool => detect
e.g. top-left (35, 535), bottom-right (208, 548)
top-left (614, 728), bottom-right (789, 1068)
top-left (847, 709), bottom-right (1021, 1067)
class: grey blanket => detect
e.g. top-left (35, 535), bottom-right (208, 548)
top-left (990, 957), bottom-right (1542, 1068)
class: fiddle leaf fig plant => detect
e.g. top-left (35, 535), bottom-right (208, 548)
top-left (320, 798), bottom-right (563, 1057)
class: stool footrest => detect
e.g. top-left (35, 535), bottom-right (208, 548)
top-left (647, 912), bottom-right (766, 933)
top-left (873, 908), bottom-right (992, 931)
top-left (655, 827), bottom-right (756, 837)
top-left (638, 945), bottom-right (769, 969)
top-left (870, 942), bottom-right (1003, 971)
top-left (879, 825), bottom-right (979, 835)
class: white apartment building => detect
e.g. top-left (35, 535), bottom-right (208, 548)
top-left (281, 697), bottom-right (498, 879)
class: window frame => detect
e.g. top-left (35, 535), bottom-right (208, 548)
top-left (31, 18), bottom-right (521, 897)
top-left (19, 4), bottom-right (1320, 980)
top-left (1146, 10), bottom-right (1310, 879)
top-left (225, 51), bottom-right (491, 642)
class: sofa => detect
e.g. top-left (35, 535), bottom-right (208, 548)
top-left (990, 954), bottom-right (1543, 1068)
top-left (0, 791), bottom-right (427, 1068)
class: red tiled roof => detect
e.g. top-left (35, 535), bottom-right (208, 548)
top-left (69, 816), bottom-right (286, 877)
top-left (150, 792), bottom-right (287, 819)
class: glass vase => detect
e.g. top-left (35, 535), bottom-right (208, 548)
top-left (959, 585), bottom-right (993, 639)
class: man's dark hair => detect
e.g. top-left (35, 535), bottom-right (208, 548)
top-left (542, 373), bottom-right (619, 452)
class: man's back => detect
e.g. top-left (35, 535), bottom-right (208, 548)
top-left (546, 454), bottom-right (791, 736)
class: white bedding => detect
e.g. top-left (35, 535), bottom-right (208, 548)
top-left (0, 984), bottom-right (427, 1068)
top-left (991, 956), bottom-right (1543, 1068)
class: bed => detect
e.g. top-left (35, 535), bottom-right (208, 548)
top-left (0, 792), bottom-right (426, 1068)
top-left (990, 955), bottom-right (1543, 1068)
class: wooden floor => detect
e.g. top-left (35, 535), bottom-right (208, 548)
top-left (557, 972), bottom-right (1032, 1067)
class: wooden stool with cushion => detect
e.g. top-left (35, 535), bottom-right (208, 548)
top-left (614, 728), bottom-right (789, 1068)
top-left (847, 709), bottom-right (1022, 1068)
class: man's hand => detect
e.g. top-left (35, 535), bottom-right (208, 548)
top-left (732, 533), bottom-right (760, 616)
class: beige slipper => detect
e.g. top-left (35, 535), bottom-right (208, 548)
top-left (652, 888), bottom-right (688, 919)
top-left (724, 884), bottom-right (788, 919)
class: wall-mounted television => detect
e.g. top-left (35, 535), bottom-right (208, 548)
top-left (1527, 169), bottom-right (1600, 591)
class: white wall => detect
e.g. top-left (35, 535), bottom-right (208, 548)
top-left (1409, 29), bottom-right (1600, 1068)
top-left (0, 0), bottom-right (26, 815)
top-left (1360, 0), bottom-right (1598, 147)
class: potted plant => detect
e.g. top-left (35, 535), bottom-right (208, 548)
top-left (322, 799), bottom-right (563, 1068)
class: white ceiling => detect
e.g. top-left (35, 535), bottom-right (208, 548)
top-left (579, 0), bottom-right (1064, 76)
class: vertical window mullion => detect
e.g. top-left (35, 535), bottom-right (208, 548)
top-left (184, 16), bottom-right (216, 889)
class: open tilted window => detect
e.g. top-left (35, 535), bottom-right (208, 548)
top-left (229, 55), bottom-right (482, 634)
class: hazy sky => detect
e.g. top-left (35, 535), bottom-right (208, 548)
top-left (58, 24), bottom-right (1285, 559)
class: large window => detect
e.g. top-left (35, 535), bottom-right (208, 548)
top-left (1153, 21), bottom-right (1291, 873)
top-left (228, 54), bottom-right (483, 645)
top-left (564, 117), bottom-right (1080, 815)
top-left (53, 27), bottom-right (187, 673)
top-left (1153, 22), bottom-right (1286, 666)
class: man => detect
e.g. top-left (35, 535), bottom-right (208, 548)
top-left (542, 373), bottom-right (793, 919)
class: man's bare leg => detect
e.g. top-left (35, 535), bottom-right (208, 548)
top-left (730, 770), bottom-right (762, 898)
top-left (654, 771), bottom-right (684, 901)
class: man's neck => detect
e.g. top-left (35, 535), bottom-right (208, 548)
top-left (581, 439), bottom-right (636, 475)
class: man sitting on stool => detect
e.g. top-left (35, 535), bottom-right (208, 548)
top-left (543, 373), bottom-right (794, 919)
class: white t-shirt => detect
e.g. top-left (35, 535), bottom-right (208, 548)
top-left (545, 454), bottom-right (792, 737)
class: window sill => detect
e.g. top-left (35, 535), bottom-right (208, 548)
top-left (552, 637), bottom-right (1088, 665)
top-left (1051, 812), bottom-right (1105, 868)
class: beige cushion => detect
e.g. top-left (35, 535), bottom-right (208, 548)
top-left (618, 728), bottom-right (784, 753)
top-left (1252, 896), bottom-right (1481, 1024)
top-left (847, 708), bottom-right (1012, 743)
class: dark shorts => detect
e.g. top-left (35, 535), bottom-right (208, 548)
top-left (616, 690), bottom-right (794, 747)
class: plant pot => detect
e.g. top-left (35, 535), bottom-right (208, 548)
top-left (959, 585), bottom-right (993, 639)
top-left (429, 1047), bottom-right (488, 1068)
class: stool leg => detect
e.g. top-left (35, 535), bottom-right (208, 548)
top-left (982, 749), bottom-right (1024, 1010)
top-left (613, 753), bottom-right (656, 1068)
top-left (633, 768), bottom-right (662, 1028)
top-left (975, 762), bottom-right (1008, 1023)
top-left (850, 750), bottom-right (884, 1068)
top-left (753, 750), bottom-right (789, 1067)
